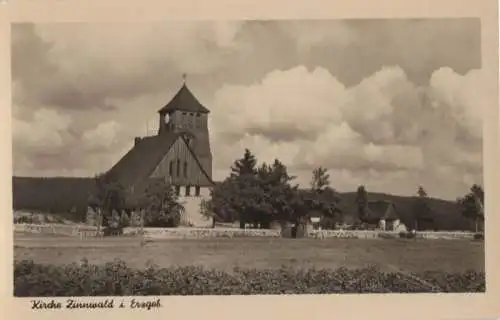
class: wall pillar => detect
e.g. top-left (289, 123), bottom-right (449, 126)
top-left (379, 219), bottom-right (386, 231)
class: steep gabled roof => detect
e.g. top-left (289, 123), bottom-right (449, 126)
top-left (106, 133), bottom-right (214, 189)
top-left (106, 135), bottom-right (179, 188)
top-left (366, 200), bottom-right (399, 221)
top-left (158, 83), bottom-right (210, 114)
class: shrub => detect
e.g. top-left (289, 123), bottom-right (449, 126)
top-left (319, 216), bottom-right (336, 230)
top-left (102, 226), bottom-right (123, 236)
top-left (398, 231), bottom-right (416, 239)
top-left (473, 233), bottom-right (484, 241)
top-left (14, 260), bottom-right (485, 296)
top-left (14, 216), bottom-right (32, 224)
top-left (406, 232), bottom-right (416, 239)
top-left (120, 212), bottom-right (130, 228)
top-left (378, 232), bottom-right (398, 239)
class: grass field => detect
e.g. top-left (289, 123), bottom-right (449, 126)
top-left (14, 233), bottom-right (484, 273)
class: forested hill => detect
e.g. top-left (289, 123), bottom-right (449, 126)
top-left (12, 176), bottom-right (95, 221)
top-left (336, 192), bottom-right (471, 231)
top-left (12, 176), bottom-right (472, 230)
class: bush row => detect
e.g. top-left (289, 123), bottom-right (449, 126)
top-left (14, 260), bottom-right (485, 296)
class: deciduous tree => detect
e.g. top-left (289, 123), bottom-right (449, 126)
top-left (88, 173), bottom-right (126, 231)
top-left (310, 166), bottom-right (330, 193)
top-left (308, 167), bottom-right (341, 228)
top-left (411, 186), bottom-right (433, 231)
top-left (139, 179), bottom-right (185, 227)
top-left (457, 184), bottom-right (484, 232)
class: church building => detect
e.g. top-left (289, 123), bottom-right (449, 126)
top-left (105, 80), bottom-right (215, 227)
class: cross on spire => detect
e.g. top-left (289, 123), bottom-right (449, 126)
top-left (182, 73), bottom-right (187, 84)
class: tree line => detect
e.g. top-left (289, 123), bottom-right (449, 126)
top-left (13, 149), bottom-right (485, 233)
top-left (200, 149), bottom-right (484, 232)
top-left (201, 149), bottom-right (341, 229)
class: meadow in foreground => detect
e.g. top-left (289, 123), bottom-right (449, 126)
top-left (14, 235), bottom-right (484, 273)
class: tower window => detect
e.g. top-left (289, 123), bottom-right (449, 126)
top-left (195, 186), bottom-right (201, 197)
top-left (182, 112), bottom-right (187, 116)
top-left (169, 161), bottom-right (174, 176)
top-left (185, 186), bottom-right (191, 196)
top-left (176, 159), bottom-right (181, 177)
top-left (195, 113), bottom-right (200, 117)
top-left (183, 161), bottom-right (188, 178)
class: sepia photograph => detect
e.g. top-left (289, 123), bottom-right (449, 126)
top-left (12, 18), bottom-right (487, 297)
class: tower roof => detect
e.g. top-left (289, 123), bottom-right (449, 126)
top-left (158, 83), bottom-right (210, 114)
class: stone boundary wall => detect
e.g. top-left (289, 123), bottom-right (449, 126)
top-left (14, 224), bottom-right (477, 240)
top-left (124, 227), bottom-right (281, 239)
top-left (14, 223), bottom-right (99, 238)
top-left (308, 230), bottom-right (477, 240)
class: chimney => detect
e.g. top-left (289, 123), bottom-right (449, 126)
top-left (134, 137), bottom-right (142, 145)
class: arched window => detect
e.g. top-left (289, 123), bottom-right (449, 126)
top-left (176, 159), bottom-right (181, 177)
top-left (169, 161), bottom-right (174, 176)
top-left (183, 161), bottom-right (188, 178)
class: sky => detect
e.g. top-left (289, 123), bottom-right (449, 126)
top-left (11, 19), bottom-right (483, 200)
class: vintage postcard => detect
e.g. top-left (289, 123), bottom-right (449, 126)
top-left (1, 0), bottom-right (499, 319)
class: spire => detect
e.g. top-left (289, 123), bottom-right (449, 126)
top-left (157, 76), bottom-right (210, 114)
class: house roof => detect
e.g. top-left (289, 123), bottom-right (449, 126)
top-left (105, 133), bottom-right (214, 188)
top-left (158, 83), bottom-right (210, 114)
top-left (366, 200), bottom-right (399, 221)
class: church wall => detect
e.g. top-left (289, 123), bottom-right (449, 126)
top-left (178, 186), bottom-right (213, 227)
top-left (149, 137), bottom-right (213, 227)
top-left (150, 137), bottom-right (212, 187)
top-left (196, 156), bottom-right (212, 180)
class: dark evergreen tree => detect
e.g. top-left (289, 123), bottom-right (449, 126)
top-left (230, 148), bottom-right (257, 177)
top-left (457, 184), bottom-right (484, 232)
top-left (355, 185), bottom-right (368, 222)
top-left (310, 166), bottom-right (330, 193)
top-left (411, 186), bottom-right (433, 231)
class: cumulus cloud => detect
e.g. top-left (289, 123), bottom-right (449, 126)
top-left (279, 20), bottom-right (357, 54)
top-left (211, 65), bottom-right (483, 199)
top-left (212, 66), bottom-right (347, 142)
top-left (82, 121), bottom-right (121, 151)
top-left (12, 21), bottom-right (245, 114)
top-left (13, 108), bottom-right (72, 149)
top-left (11, 19), bottom-right (483, 199)
top-left (429, 67), bottom-right (484, 140)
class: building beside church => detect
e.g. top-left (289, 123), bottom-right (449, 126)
top-left (105, 81), bottom-right (215, 227)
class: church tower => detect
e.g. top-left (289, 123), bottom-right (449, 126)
top-left (156, 79), bottom-right (213, 183)
top-left (106, 76), bottom-right (214, 227)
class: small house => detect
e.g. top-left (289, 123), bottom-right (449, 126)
top-left (359, 200), bottom-right (401, 231)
